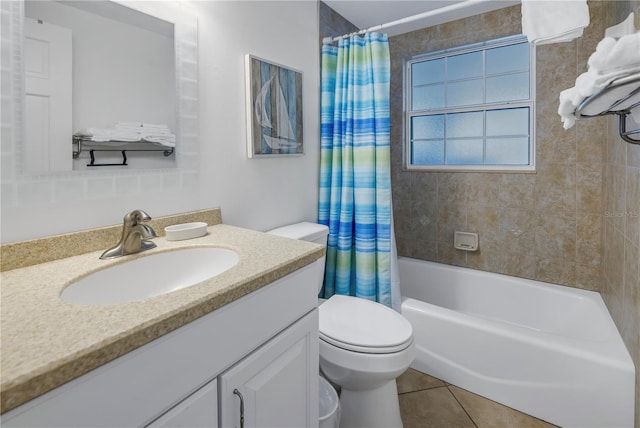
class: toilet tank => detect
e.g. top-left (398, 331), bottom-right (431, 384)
top-left (267, 222), bottom-right (329, 246)
top-left (267, 222), bottom-right (329, 294)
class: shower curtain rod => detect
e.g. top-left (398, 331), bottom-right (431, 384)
top-left (322, 0), bottom-right (493, 44)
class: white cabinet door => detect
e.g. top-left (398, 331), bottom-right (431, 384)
top-left (148, 379), bottom-right (218, 428)
top-left (219, 311), bottom-right (319, 428)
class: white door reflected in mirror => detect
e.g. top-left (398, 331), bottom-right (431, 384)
top-left (24, 17), bottom-right (72, 173)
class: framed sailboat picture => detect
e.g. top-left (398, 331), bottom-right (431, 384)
top-left (245, 55), bottom-right (303, 157)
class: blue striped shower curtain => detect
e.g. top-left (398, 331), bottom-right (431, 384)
top-left (319, 32), bottom-right (394, 307)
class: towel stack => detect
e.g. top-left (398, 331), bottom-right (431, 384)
top-left (558, 13), bottom-right (640, 129)
top-left (75, 123), bottom-right (176, 148)
top-left (521, 0), bottom-right (590, 45)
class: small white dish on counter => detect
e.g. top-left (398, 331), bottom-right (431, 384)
top-left (165, 222), bottom-right (208, 241)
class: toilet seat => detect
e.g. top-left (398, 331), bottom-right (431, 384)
top-left (319, 295), bottom-right (413, 354)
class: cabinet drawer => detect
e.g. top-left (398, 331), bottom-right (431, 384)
top-left (149, 379), bottom-right (218, 428)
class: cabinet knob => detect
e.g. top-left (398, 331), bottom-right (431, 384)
top-left (233, 388), bottom-right (245, 428)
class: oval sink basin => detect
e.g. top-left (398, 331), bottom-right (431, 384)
top-left (61, 247), bottom-right (239, 305)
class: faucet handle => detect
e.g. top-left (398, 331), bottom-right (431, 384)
top-left (125, 209), bottom-right (152, 225)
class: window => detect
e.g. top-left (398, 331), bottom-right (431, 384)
top-left (405, 35), bottom-right (535, 172)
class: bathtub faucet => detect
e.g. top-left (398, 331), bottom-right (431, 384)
top-left (100, 209), bottom-right (158, 259)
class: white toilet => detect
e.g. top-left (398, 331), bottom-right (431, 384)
top-left (268, 222), bottom-right (415, 428)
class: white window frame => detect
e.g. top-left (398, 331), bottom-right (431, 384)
top-left (404, 35), bottom-right (536, 172)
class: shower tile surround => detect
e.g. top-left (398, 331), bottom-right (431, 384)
top-left (322, 1), bottom-right (638, 426)
top-left (601, 3), bottom-right (640, 427)
top-left (389, 4), bottom-right (607, 290)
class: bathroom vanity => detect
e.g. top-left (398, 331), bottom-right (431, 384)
top-left (0, 220), bottom-right (323, 427)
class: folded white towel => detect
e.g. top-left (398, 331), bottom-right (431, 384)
top-left (558, 23), bottom-right (640, 130)
top-left (75, 122), bottom-right (177, 149)
top-left (605, 12), bottom-right (636, 38)
top-left (144, 136), bottom-right (176, 148)
top-left (521, 0), bottom-right (590, 45)
top-left (75, 128), bottom-right (141, 142)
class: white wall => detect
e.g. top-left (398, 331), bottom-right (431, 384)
top-left (193, 0), bottom-right (320, 232)
top-left (0, 1), bottom-right (319, 243)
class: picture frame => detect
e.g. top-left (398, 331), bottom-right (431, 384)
top-left (245, 55), bottom-right (303, 158)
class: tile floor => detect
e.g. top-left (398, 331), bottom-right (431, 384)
top-left (397, 368), bottom-right (557, 428)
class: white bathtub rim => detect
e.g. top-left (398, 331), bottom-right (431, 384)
top-left (401, 296), bottom-right (634, 373)
top-left (401, 296), bottom-right (633, 373)
top-left (398, 258), bottom-right (616, 339)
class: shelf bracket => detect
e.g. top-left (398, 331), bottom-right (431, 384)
top-left (87, 150), bottom-right (128, 167)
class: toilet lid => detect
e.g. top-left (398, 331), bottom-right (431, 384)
top-left (319, 295), bottom-right (413, 354)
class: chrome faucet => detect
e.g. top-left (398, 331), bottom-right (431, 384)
top-left (100, 209), bottom-right (158, 260)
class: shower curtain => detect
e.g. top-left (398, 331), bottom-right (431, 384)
top-left (319, 32), bottom-right (401, 311)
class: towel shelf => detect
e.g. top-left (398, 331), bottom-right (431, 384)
top-left (575, 72), bottom-right (640, 145)
top-left (72, 136), bottom-right (175, 167)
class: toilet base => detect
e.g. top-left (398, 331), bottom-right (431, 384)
top-left (338, 379), bottom-right (403, 428)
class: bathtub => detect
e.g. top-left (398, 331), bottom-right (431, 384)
top-left (398, 257), bottom-right (635, 428)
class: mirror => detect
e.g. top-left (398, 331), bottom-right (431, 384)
top-left (23, 0), bottom-right (178, 172)
top-left (1, 0), bottom-right (197, 209)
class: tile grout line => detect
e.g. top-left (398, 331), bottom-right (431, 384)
top-left (446, 384), bottom-right (479, 428)
top-left (397, 383), bottom-right (447, 395)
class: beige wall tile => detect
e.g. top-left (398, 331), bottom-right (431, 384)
top-left (534, 163), bottom-right (577, 214)
top-left (437, 241), bottom-right (467, 267)
top-left (389, 4), bottom-right (603, 289)
top-left (437, 204), bottom-right (467, 243)
top-left (628, 136), bottom-right (640, 168)
top-left (499, 252), bottom-right (537, 279)
top-left (576, 214), bottom-right (602, 267)
top-left (576, 117), bottom-right (606, 163)
top-left (625, 167), bottom-right (640, 246)
top-left (576, 162), bottom-right (603, 214)
top-left (499, 208), bottom-right (536, 256)
top-left (535, 259), bottom-right (576, 287)
top-left (597, 1), bottom-right (640, 409)
top-left (534, 210), bottom-right (577, 260)
top-left (498, 174), bottom-right (536, 210)
top-left (575, 263), bottom-right (601, 291)
top-left (411, 200), bottom-right (438, 241)
top-left (467, 240), bottom-right (502, 272)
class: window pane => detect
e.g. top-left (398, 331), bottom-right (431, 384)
top-left (412, 140), bottom-right (444, 165)
top-left (412, 58), bottom-right (445, 86)
top-left (447, 51), bottom-right (483, 80)
top-left (446, 139), bottom-right (483, 165)
top-left (412, 115), bottom-right (444, 139)
top-left (412, 84), bottom-right (445, 111)
top-left (486, 42), bottom-right (529, 75)
top-left (486, 72), bottom-right (529, 103)
top-left (447, 79), bottom-right (483, 107)
top-left (406, 36), bottom-right (534, 169)
top-left (486, 137), bottom-right (529, 164)
top-left (486, 108), bottom-right (529, 136)
top-left (446, 111), bottom-right (483, 138)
